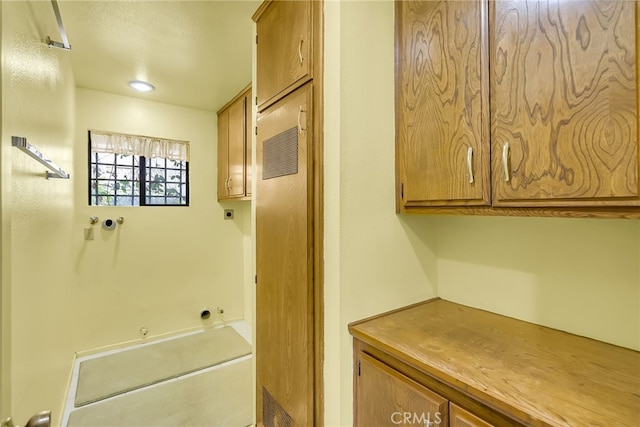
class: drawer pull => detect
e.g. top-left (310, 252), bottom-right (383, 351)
top-left (466, 146), bottom-right (474, 184)
top-left (502, 142), bottom-right (510, 182)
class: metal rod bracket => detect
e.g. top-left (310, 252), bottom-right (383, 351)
top-left (12, 136), bottom-right (70, 180)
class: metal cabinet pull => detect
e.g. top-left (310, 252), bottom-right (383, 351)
top-left (502, 142), bottom-right (510, 182)
top-left (466, 146), bottom-right (474, 184)
top-left (298, 37), bottom-right (304, 65)
top-left (228, 178), bottom-right (232, 191)
top-left (297, 106), bottom-right (306, 133)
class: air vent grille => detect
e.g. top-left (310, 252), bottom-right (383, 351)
top-left (262, 386), bottom-right (293, 427)
top-left (262, 126), bottom-right (298, 180)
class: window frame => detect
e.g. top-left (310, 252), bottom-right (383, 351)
top-left (87, 132), bottom-right (190, 207)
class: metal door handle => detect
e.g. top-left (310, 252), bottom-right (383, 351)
top-left (298, 37), bottom-right (304, 65)
top-left (298, 106), bottom-right (306, 133)
top-left (466, 146), bottom-right (474, 184)
top-left (502, 142), bottom-right (510, 182)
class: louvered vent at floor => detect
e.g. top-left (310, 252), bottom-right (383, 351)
top-left (262, 386), bottom-right (293, 427)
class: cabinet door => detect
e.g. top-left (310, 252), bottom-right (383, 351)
top-left (218, 87), bottom-right (250, 201)
top-left (396, 0), bottom-right (490, 208)
top-left (255, 0), bottom-right (312, 111)
top-left (450, 403), bottom-right (495, 427)
top-left (245, 88), bottom-right (253, 197)
top-left (355, 352), bottom-right (447, 427)
top-left (217, 108), bottom-right (230, 200)
top-left (227, 95), bottom-right (246, 198)
top-left (491, 1), bottom-right (639, 207)
top-left (256, 83), bottom-right (314, 427)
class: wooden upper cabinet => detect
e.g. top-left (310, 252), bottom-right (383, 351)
top-left (253, 0), bottom-right (312, 111)
top-left (217, 108), bottom-right (231, 199)
top-left (218, 84), bottom-right (252, 201)
top-left (491, 1), bottom-right (639, 207)
top-left (397, 0), bottom-right (640, 217)
top-left (355, 352), bottom-right (447, 427)
top-left (396, 0), bottom-right (490, 208)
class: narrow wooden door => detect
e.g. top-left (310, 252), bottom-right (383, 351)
top-left (491, 0), bottom-right (639, 207)
top-left (227, 95), bottom-right (246, 198)
top-left (256, 83), bottom-right (313, 427)
top-left (217, 108), bottom-right (230, 199)
top-left (355, 352), bottom-right (448, 427)
top-left (396, 0), bottom-right (490, 208)
top-left (245, 88), bottom-right (253, 198)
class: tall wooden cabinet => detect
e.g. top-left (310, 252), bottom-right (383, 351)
top-left (253, 1), bottom-right (323, 426)
top-left (396, 0), bottom-right (640, 218)
top-left (217, 84), bottom-right (252, 201)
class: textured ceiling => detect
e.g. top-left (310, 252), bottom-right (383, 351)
top-left (55, 0), bottom-right (259, 111)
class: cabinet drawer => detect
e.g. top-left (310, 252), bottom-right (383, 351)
top-left (355, 352), bottom-right (447, 427)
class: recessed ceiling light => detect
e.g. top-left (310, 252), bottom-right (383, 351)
top-left (128, 80), bottom-right (155, 92)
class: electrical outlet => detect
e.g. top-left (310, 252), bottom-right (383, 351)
top-left (84, 227), bottom-right (94, 240)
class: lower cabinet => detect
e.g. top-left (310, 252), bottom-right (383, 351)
top-left (350, 299), bottom-right (640, 427)
top-left (356, 352), bottom-right (448, 427)
top-left (450, 404), bottom-right (494, 427)
top-left (355, 349), bottom-right (495, 427)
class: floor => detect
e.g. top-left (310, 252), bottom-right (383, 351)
top-left (61, 321), bottom-right (253, 427)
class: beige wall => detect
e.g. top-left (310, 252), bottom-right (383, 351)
top-left (2, 1), bottom-right (76, 424)
top-left (0, 1), bottom-right (9, 419)
top-left (438, 216), bottom-right (640, 350)
top-left (73, 89), bottom-right (248, 352)
top-left (324, 1), bottom-right (439, 426)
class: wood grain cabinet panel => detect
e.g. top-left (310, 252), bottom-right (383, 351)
top-left (254, 0), bottom-right (312, 111)
top-left (450, 404), bottom-right (494, 427)
top-left (217, 84), bottom-right (252, 201)
top-left (356, 352), bottom-right (447, 427)
top-left (396, 0), bottom-right (490, 207)
top-left (396, 0), bottom-right (640, 217)
top-left (491, 1), bottom-right (639, 207)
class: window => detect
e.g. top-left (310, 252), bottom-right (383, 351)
top-left (88, 131), bottom-right (190, 206)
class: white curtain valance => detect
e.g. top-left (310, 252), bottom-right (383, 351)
top-left (90, 130), bottom-right (190, 162)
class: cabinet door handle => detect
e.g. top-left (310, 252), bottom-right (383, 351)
top-left (228, 178), bottom-right (232, 191)
top-left (466, 146), bottom-right (474, 184)
top-left (298, 37), bottom-right (304, 65)
top-left (502, 142), bottom-right (510, 182)
top-left (297, 106), bottom-right (306, 133)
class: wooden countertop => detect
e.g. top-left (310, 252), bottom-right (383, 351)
top-left (349, 298), bottom-right (640, 427)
